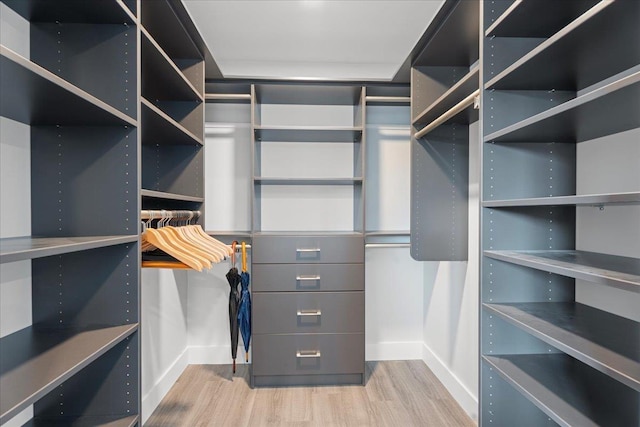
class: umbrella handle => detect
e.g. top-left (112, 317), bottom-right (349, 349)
top-left (242, 242), bottom-right (248, 272)
top-left (231, 241), bottom-right (238, 268)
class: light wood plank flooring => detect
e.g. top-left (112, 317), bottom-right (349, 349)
top-left (145, 361), bottom-right (476, 426)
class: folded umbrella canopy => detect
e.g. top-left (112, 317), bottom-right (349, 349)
top-left (226, 241), bottom-right (241, 373)
top-left (238, 242), bottom-right (252, 362)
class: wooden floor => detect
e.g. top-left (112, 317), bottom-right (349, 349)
top-left (145, 361), bottom-right (476, 426)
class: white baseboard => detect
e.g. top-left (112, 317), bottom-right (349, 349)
top-left (422, 343), bottom-right (478, 421)
top-left (189, 345), bottom-right (250, 365)
top-left (141, 349), bottom-right (189, 425)
top-left (366, 341), bottom-right (423, 361)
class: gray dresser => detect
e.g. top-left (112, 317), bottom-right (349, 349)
top-left (251, 233), bottom-right (365, 387)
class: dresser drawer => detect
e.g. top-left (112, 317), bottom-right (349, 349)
top-left (252, 333), bottom-right (364, 376)
top-left (253, 291), bottom-right (364, 334)
top-left (252, 234), bottom-right (364, 264)
top-left (251, 263), bottom-right (363, 292)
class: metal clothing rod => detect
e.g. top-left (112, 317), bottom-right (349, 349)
top-left (141, 210), bottom-right (201, 220)
top-left (365, 243), bottom-right (411, 248)
top-left (229, 244), bottom-right (251, 251)
top-left (414, 89), bottom-right (480, 139)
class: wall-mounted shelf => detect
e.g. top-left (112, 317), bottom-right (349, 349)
top-left (254, 177), bottom-right (363, 186)
top-left (484, 250), bottom-right (640, 293)
top-left (141, 0), bottom-right (202, 60)
top-left (2, 0), bottom-right (136, 24)
top-left (484, 354), bottom-right (638, 427)
top-left (483, 192), bottom-right (640, 207)
top-left (205, 93), bottom-right (251, 103)
top-left (484, 302), bottom-right (640, 391)
top-left (0, 46), bottom-right (136, 127)
top-left (24, 415), bottom-right (139, 427)
top-left (254, 126), bottom-right (363, 142)
top-left (141, 98), bottom-right (203, 146)
top-left (365, 96), bottom-right (410, 105)
top-left (485, 0), bottom-right (601, 38)
top-left (485, 71), bottom-right (640, 142)
top-left (0, 236), bottom-right (138, 264)
top-left (141, 189), bottom-right (204, 203)
top-left (0, 324), bottom-right (138, 424)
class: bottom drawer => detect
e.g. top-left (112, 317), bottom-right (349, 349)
top-left (252, 333), bottom-right (364, 376)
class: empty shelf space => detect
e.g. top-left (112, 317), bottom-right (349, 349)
top-left (141, 189), bottom-right (204, 203)
top-left (484, 354), bottom-right (639, 427)
top-left (24, 415), bottom-right (139, 427)
top-left (365, 96), bottom-right (410, 105)
top-left (0, 235), bottom-right (138, 264)
top-left (485, 0), bottom-right (601, 37)
top-left (254, 126), bottom-right (363, 142)
top-left (141, 29), bottom-right (202, 102)
top-left (484, 302), bottom-right (640, 390)
top-left (485, 1), bottom-right (625, 90)
top-left (2, 0), bottom-right (135, 24)
top-left (141, 0), bottom-right (202, 60)
top-left (484, 250), bottom-right (640, 292)
top-left (141, 98), bottom-right (203, 146)
top-left (0, 324), bottom-right (138, 424)
top-left (414, 89), bottom-right (479, 139)
top-left (254, 177), bottom-right (363, 186)
top-left (205, 93), bottom-right (252, 103)
top-left (485, 71), bottom-right (640, 142)
top-left (0, 45), bottom-right (136, 127)
top-left (483, 192), bottom-right (640, 207)
top-left (413, 65), bottom-right (479, 127)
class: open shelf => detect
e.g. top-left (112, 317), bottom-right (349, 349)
top-left (141, 189), bottom-right (204, 203)
top-left (254, 177), bottom-right (363, 186)
top-left (253, 231), bottom-right (363, 237)
top-left (205, 93), bottom-right (252, 103)
top-left (141, 98), bottom-right (203, 146)
top-left (483, 192), bottom-right (640, 208)
top-left (141, 0), bottom-right (202, 60)
top-left (0, 45), bottom-right (136, 127)
top-left (0, 324), bottom-right (138, 424)
top-left (484, 71), bottom-right (640, 143)
top-left (254, 126), bottom-right (363, 143)
top-left (485, 1), bottom-right (635, 90)
top-left (484, 354), bottom-right (639, 427)
top-left (25, 415), bottom-right (139, 427)
top-left (484, 250), bottom-right (640, 293)
top-left (365, 96), bottom-right (410, 105)
top-left (486, 0), bottom-right (601, 38)
top-left (484, 302), bottom-right (640, 391)
top-left (413, 65), bottom-right (479, 127)
top-left (0, 236), bottom-right (138, 264)
top-left (141, 29), bottom-right (202, 102)
top-left (2, 0), bottom-right (136, 24)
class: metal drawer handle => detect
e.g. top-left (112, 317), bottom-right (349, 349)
top-left (296, 248), bottom-right (321, 253)
top-left (296, 350), bottom-right (321, 358)
top-left (297, 310), bottom-right (322, 317)
top-left (296, 275), bottom-right (321, 281)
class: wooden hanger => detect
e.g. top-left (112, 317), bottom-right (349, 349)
top-left (143, 228), bottom-right (206, 271)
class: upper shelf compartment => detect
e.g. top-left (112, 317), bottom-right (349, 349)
top-left (2, 0), bottom-right (135, 24)
top-left (254, 126), bottom-right (363, 143)
top-left (485, 0), bottom-right (640, 91)
top-left (0, 45), bottom-right (136, 127)
top-left (141, 0), bottom-right (202, 60)
top-left (141, 98), bottom-right (203, 146)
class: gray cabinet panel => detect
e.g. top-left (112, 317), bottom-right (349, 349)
top-left (252, 333), bottom-right (365, 376)
top-left (251, 264), bottom-right (364, 292)
top-left (253, 292), bottom-right (364, 334)
top-left (252, 234), bottom-right (364, 264)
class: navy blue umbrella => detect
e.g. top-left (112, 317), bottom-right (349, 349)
top-left (238, 242), bottom-right (252, 362)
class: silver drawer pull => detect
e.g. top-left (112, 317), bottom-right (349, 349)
top-left (297, 310), bottom-right (322, 317)
top-left (296, 275), bottom-right (321, 281)
top-left (296, 248), bottom-right (321, 253)
top-left (296, 350), bottom-right (321, 358)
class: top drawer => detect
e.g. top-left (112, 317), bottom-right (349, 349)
top-left (252, 234), bottom-right (364, 264)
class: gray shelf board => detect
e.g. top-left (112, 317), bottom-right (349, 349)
top-left (2, 0), bottom-right (135, 24)
top-left (483, 192), bottom-right (640, 207)
top-left (252, 231), bottom-right (364, 237)
top-left (205, 93), bottom-right (252, 104)
top-left (413, 0), bottom-right (479, 66)
top-left (0, 45), bottom-right (136, 127)
top-left (254, 126), bottom-right (363, 143)
top-left (412, 65), bottom-right (479, 126)
top-left (141, 189), bottom-right (204, 203)
top-left (0, 235), bottom-right (138, 264)
top-left (141, 29), bottom-right (202, 102)
top-left (485, 1), bottom-right (617, 90)
top-left (25, 415), bottom-right (139, 427)
top-left (484, 302), bottom-right (640, 391)
top-left (0, 324), bottom-right (138, 425)
top-left (141, 98), bottom-right (203, 146)
top-left (485, 0), bottom-right (600, 38)
top-left (254, 177), bottom-right (363, 186)
top-left (206, 231), bottom-right (252, 238)
top-left (364, 231), bottom-right (411, 237)
top-left (484, 250), bottom-right (640, 292)
top-left (365, 96), bottom-right (410, 105)
top-left (484, 354), bottom-right (638, 427)
top-left (141, 0), bottom-right (202, 60)
top-left (484, 71), bottom-right (640, 143)
top-left (255, 84), bottom-right (362, 106)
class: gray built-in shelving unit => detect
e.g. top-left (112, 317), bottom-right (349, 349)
top-left (480, 1), bottom-right (640, 426)
top-left (0, 0), bottom-right (140, 425)
top-left (410, 0), bottom-right (479, 261)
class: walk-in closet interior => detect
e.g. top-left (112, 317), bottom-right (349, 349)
top-left (0, 0), bottom-right (637, 426)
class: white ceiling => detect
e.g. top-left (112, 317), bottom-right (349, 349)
top-left (182, 0), bottom-right (445, 81)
